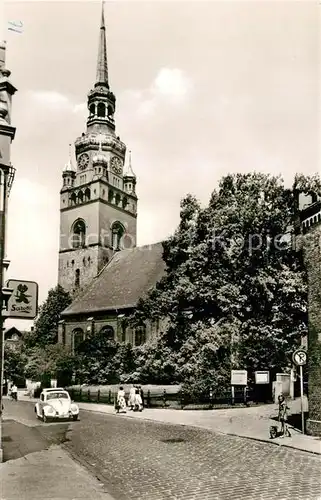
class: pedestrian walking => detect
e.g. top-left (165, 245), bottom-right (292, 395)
top-left (10, 383), bottom-right (18, 401)
top-left (134, 388), bottom-right (143, 412)
top-left (128, 384), bottom-right (136, 410)
top-left (116, 386), bottom-right (127, 414)
top-left (138, 385), bottom-right (144, 410)
top-left (278, 394), bottom-right (291, 437)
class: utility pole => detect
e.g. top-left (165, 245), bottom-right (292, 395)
top-left (0, 39), bottom-right (17, 463)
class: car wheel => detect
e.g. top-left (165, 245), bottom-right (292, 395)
top-left (42, 411), bottom-right (47, 423)
top-left (72, 415), bottom-right (78, 421)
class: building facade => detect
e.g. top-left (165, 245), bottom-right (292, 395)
top-left (58, 5), bottom-right (166, 350)
top-left (297, 192), bottom-right (321, 436)
top-left (58, 5), bottom-right (137, 297)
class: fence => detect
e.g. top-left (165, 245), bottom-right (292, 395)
top-left (67, 385), bottom-right (256, 409)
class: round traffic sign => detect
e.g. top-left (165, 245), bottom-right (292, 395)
top-left (292, 349), bottom-right (307, 366)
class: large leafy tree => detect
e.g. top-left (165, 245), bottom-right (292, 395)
top-left (129, 173), bottom-right (308, 390)
top-left (24, 344), bottom-right (74, 386)
top-left (32, 285), bottom-right (72, 346)
top-left (74, 331), bottom-right (135, 385)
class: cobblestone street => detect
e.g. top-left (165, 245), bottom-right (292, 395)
top-left (3, 401), bottom-right (321, 500)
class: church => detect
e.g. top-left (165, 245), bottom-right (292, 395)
top-left (58, 6), bottom-right (166, 351)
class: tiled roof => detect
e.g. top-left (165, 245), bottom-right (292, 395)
top-left (61, 242), bottom-right (166, 316)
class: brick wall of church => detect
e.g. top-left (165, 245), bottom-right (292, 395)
top-left (300, 226), bottom-right (321, 436)
top-left (58, 315), bottom-right (169, 351)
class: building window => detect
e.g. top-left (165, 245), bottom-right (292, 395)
top-left (89, 103), bottom-right (95, 116)
top-left (75, 268), bottom-right (80, 288)
top-left (115, 193), bottom-right (121, 206)
top-left (111, 221), bottom-right (124, 250)
top-left (71, 219), bottom-right (86, 248)
top-left (135, 325), bottom-right (146, 346)
top-left (62, 328), bottom-right (66, 345)
top-left (122, 196), bottom-right (128, 209)
top-left (97, 102), bottom-right (106, 117)
top-left (84, 187), bottom-right (90, 202)
top-left (77, 191), bottom-right (83, 203)
top-left (107, 105), bottom-right (114, 118)
top-left (70, 192), bottom-right (76, 205)
top-left (100, 325), bottom-right (115, 341)
top-left (108, 189), bottom-right (114, 203)
top-left (73, 328), bottom-right (84, 353)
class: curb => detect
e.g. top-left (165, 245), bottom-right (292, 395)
top-left (11, 398), bottom-right (321, 457)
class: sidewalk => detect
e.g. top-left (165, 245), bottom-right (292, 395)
top-left (16, 393), bottom-right (321, 455)
top-left (0, 443), bottom-right (115, 500)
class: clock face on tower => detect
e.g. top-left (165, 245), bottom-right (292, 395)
top-left (78, 153), bottom-right (90, 170)
top-left (110, 156), bottom-right (123, 175)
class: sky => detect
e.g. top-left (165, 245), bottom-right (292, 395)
top-left (1, 0), bottom-right (319, 329)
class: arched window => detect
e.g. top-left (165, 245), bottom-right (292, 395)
top-left (84, 187), bottom-right (91, 202)
top-left (70, 192), bottom-right (76, 205)
top-left (122, 196), bottom-right (128, 209)
top-left (77, 191), bottom-right (83, 204)
top-left (89, 103), bottom-right (95, 116)
top-left (75, 268), bottom-right (80, 288)
top-left (100, 325), bottom-right (115, 341)
top-left (111, 221), bottom-right (125, 251)
top-left (115, 193), bottom-right (121, 206)
top-left (108, 189), bottom-right (114, 203)
top-left (73, 328), bottom-right (84, 353)
top-left (97, 102), bottom-right (106, 117)
top-left (135, 325), bottom-right (146, 346)
top-left (107, 105), bottom-right (114, 119)
top-left (71, 219), bottom-right (86, 248)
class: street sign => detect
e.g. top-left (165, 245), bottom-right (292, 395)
top-left (5, 279), bottom-right (38, 319)
top-left (231, 370), bottom-right (247, 386)
top-left (255, 371), bottom-right (270, 385)
top-left (292, 348), bottom-right (307, 367)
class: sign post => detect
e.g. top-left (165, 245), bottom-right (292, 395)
top-left (231, 370), bottom-right (247, 405)
top-left (292, 348), bottom-right (307, 434)
top-left (5, 279), bottom-right (38, 319)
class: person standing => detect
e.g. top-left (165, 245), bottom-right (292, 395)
top-left (278, 394), bottom-right (290, 437)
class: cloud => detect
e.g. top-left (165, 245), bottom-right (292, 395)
top-left (152, 68), bottom-right (193, 102)
top-left (120, 67), bottom-right (193, 119)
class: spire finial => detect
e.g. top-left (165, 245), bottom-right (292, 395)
top-left (124, 149), bottom-right (136, 178)
top-left (95, 1), bottom-right (109, 87)
top-left (63, 143), bottom-right (76, 172)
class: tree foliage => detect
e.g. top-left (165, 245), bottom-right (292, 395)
top-left (73, 330), bottom-right (135, 385)
top-left (128, 173), bottom-right (309, 391)
top-left (32, 285), bottom-right (72, 346)
top-left (4, 344), bottom-right (26, 385)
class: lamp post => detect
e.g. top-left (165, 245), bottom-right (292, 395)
top-left (0, 38), bottom-right (17, 462)
top-left (0, 163), bottom-right (15, 462)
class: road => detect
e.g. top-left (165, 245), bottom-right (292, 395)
top-left (3, 400), bottom-right (321, 500)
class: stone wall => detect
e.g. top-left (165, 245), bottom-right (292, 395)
top-left (301, 226), bottom-right (321, 436)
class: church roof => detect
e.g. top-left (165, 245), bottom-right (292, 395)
top-left (61, 242), bottom-right (166, 316)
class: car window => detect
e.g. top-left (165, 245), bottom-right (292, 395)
top-left (46, 392), bottom-right (69, 400)
top-left (40, 394), bottom-right (44, 401)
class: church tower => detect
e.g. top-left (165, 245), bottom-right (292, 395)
top-left (58, 4), bottom-right (137, 296)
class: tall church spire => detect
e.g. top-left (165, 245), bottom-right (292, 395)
top-left (86, 1), bottom-right (116, 133)
top-left (95, 2), bottom-right (109, 88)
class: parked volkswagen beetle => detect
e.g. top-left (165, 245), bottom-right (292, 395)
top-left (35, 388), bottom-right (79, 422)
